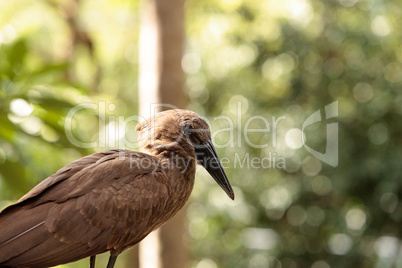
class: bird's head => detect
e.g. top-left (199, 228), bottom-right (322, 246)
top-left (136, 109), bottom-right (234, 200)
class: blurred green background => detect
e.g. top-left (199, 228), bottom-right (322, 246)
top-left (1, 0), bottom-right (402, 267)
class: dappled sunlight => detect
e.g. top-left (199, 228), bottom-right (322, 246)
top-left (0, 24), bottom-right (17, 44)
top-left (328, 233), bottom-right (353, 255)
top-left (371, 16), bottom-right (392, 37)
top-left (9, 98), bottom-right (33, 117)
top-left (346, 207), bottom-right (367, 231)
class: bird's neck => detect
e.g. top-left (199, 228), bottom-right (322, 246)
top-left (163, 155), bottom-right (196, 207)
top-left (142, 138), bottom-right (196, 178)
top-left (144, 138), bottom-right (194, 159)
top-left (142, 140), bottom-right (196, 218)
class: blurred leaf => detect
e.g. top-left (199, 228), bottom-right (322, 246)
top-left (0, 117), bottom-right (16, 142)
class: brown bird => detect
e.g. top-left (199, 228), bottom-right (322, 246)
top-left (0, 109), bottom-right (234, 268)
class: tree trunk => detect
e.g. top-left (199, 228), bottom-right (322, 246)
top-left (136, 0), bottom-right (188, 268)
top-left (138, 0), bottom-right (187, 116)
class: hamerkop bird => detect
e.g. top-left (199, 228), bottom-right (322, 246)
top-left (0, 109), bottom-right (234, 268)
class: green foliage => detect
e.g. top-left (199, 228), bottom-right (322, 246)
top-left (0, 0), bottom-right (139, 207)
top-left (0, 39), bottom-right (88, 198)
top-left (186, 0), bottom-right (402, 267)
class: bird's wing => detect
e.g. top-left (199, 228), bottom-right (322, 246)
top-left (0, 150), bottom-right (170, 268)
top-left (12, 149), bottom-right (121, 206)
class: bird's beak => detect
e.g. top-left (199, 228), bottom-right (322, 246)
top-left (195, 140), bottom-right (235, 200)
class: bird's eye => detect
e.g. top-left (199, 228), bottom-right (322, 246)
top-left (183, 124), bottom-right (201, 145)
top-left (183, 124), bottom-right (192, 135)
